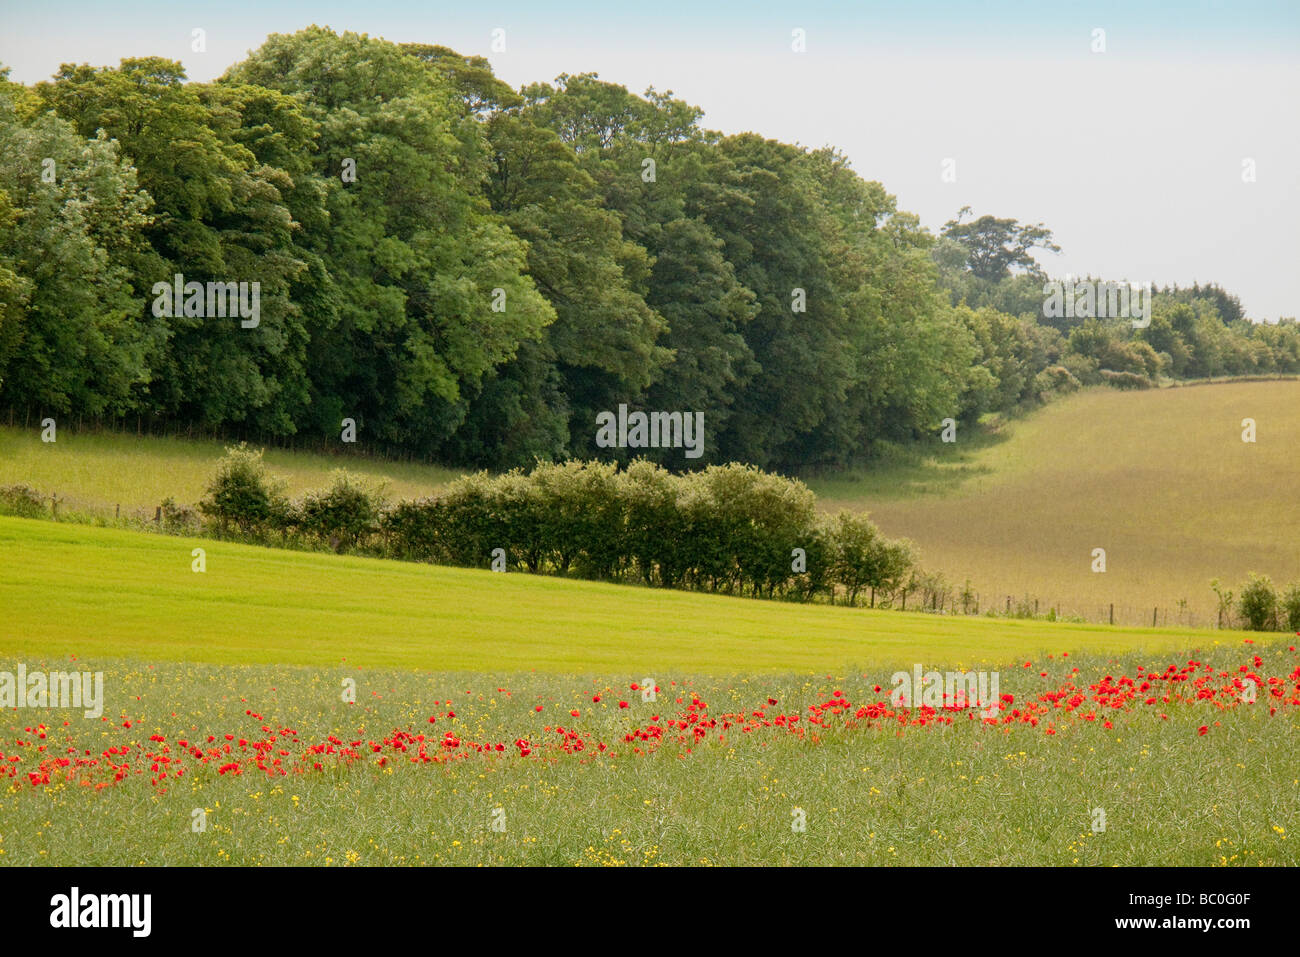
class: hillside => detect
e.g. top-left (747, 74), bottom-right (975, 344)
top-left (814, 380), bottom-right (1300, 625)
top-left (3, 379), bottom-right (1297, 626)
top-left (0, 516), bottom-right (1247, 672)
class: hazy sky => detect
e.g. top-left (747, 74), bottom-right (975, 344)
top-left (3, 0), bottom-right (1297, 319)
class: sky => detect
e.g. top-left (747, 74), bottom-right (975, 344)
top-left (2, 0), bottom-right (1297, 320)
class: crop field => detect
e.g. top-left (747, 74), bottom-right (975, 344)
top-left (0, 423), bottom-right (458, 513)
top-left (3, 382), bottom-right (1297, 867)
top-left (0, 645), bottom-right (1294, 866)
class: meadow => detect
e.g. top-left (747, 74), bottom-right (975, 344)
top-left (815, 380), bottom-right (1300, 626)
top-left (4, 379), bottom-right (1297, 627)
top-left (0, 643), bottom-right (1294, 866)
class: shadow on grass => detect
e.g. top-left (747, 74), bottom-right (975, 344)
top-left (805, 421), bottom-right (1013, 505)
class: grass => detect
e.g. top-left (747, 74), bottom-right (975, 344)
top-left (0, 423), bottom-right (458, 513)
top-left (0, 515), bottom-right (1263, 673)
top-left (808, 381), bottom-right (1300, 625)
top-left (2, 382), bottom-right (1295, 867)
top-left (5, 380), bottom-right (1297, 628)
top-left (0, 644), bottom-right (1294, 865)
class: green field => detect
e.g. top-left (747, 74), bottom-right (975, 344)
top-left (5, 379), bottom-right (1297, 627)
top-left (0, 646), bottom-right (1293, 866)
top-left (0, 516), bottom-right (1250, 672)
top-left (1, 511), bottom-right (1295, 866)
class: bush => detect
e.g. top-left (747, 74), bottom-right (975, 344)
top-left (1238, 573), bottom-right (1278, 631)
top-left (0, 484), bottom-right (46, 518)
top-left (159, 497), bottom-right (199, 534)
top-left (1280, 582), bottom-right (1300, 632)
top-left (198, 444), bottom-right (289, 537)
top-left (238, 458), bottom-right (918, 609)
top-left (295, 470), bottom-right (387, 552)
top-left (1099, 369), bottom-right (1152, 390)
top-left (434, 472), bottom-right (500, 568)
top-left (381, 499), bottom-right (444, 562)
top-left (1032, 365), bottom-right (1081, 400)
top-left (619, 460), bottom-right (685, 586)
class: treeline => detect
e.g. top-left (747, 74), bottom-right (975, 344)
top-left (1, 28), bottom-right (1296, 472)
top-left (196, 445), bottom-right (916, 605)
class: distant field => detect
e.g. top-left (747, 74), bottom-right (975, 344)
top-left (0, 516), bottom-right (1255, 673)
top-left (809, 381), bottom-right (1300, 626)
top-left (4, 379), bottom-right (1298, 626)
top-left (0, 425), bottom-right (458, 513)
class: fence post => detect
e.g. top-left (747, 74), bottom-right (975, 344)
top-left (50, 495), bottom-right (58, 520)
top-left (1152, 606), bottom-right (1158, 627)
top-left (1109, 603), bottom-right (1114, 625)
top-left (1006, 595), bottom-right (1011, 614)
top-left (154, 506), bottom-right (161, 525)
top-left (115, 504), bottom-right (120, 520)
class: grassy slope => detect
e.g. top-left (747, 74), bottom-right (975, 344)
top-left (4, 379), bottom-right (1297, 625)
top-left (0, 516), bottom-right (1254, 673)
top-left (0, 424), bottom-right (458, 511)
top-left (809, 381), bottom-right (1300, 624)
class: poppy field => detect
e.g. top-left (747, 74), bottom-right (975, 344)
top-left (1, 639), bottom-right (1295, 866)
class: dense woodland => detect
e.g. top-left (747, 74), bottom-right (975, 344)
top-left (1, 27), bottom-right (1297, 471)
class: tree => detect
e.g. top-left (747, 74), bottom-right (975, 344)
top-left (941, 207), bottom-right (1060, 282)
top-left (0, 101), bottom-right (155, 417)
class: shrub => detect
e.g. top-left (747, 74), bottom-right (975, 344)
top-left (1099, 369), bottom-right (1152, 390)
top-left (1238, 573), bottom-right (1278, 631)
top-left (829, 510), bottom-right (882, 607)
top-left (619, 459), bottom-right (685, 586)
top-left (1280, 582), bottom-right (1300, 632)
top-left (199, 444), bottom-right (289, 537)
top-left (159, 497), bottom-right (199, 534)
top-left (381, 499), bottom-right (444, 562)
top-left (0, 484), bottom-right (46, 518)
top-left (436, 472), bottom-right (501, 568)
top-left (295, 470), bottom-right (387, 552)
top-left (1032, 365), bottom-right (1081, 400)
top-left (490, 470), bottom-right (546, 572)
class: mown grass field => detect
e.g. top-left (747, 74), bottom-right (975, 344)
top-left (0, 516), bottom-right (1259, 672)
top-left (4, 379), bottom-right (1297, 626)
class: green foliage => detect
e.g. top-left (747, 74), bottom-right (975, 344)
top-left (940, 207), bottom-right (1060, 282)
top-left (1237, 573), bottom-right (1278, 632)
top-left (196, 451), bottom-right (916, 606)
top-left (0, 483), bottom-right (45, 518)
top-left (1281, 583), bottom-right (1300, 633)
top-left (294, 470), bottom-right (386, 552)
top-left (198, 443), bottom-right (288, 536)
top-left (2, 30), bottom-right (1291, 473)
top-left (158, 496), bottom-right (199, 534)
